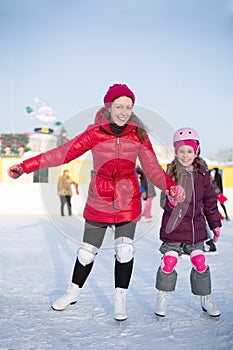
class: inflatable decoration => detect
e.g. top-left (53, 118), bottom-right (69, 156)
top-left (26, 97), bottom-right (56, 124)
top-left (26, 97), bottom-right (57, 134)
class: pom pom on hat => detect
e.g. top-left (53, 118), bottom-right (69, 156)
top-left (103, 84), bottom-right (135, 106)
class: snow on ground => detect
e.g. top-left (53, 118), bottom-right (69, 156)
top-left (1, 215), bottom-right (233, 350)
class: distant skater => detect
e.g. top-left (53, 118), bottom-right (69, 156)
top-left (57, 169), bottom-right (78, 216)
top-left (210, 168), bottom-right (230, 221)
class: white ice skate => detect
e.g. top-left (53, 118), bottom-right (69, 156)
top-left (52, 283), bottom-right (80, 311)
top-left (114, 287), bottom-right (127, 321)
top-left (155, 291), bottom-right (167, 317)
top-left (200, 295), bottom-right (221, 317)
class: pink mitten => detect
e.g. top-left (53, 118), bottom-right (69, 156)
top-left (169, 185), bottom-right (185, 203)
top-left (213, 227), bottom-right (220, 243)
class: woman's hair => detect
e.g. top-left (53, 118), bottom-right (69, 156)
top-left (101, 107), bottom-right (148, 142)
top-left (167, 157), bottom-right (205, 183)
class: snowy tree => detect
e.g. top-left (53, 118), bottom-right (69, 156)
top-left (215, 148), bottom-right (233, 162)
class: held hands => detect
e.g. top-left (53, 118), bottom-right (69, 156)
top-left (166, 185), bottom-right (185, 208)
top-left (8, 164), bottom-right (25, 179)
top-left (213, 227), bottom-right (221, 243)
top-left (170, 185), bottom-right (185, 202)
top-left (166, 190), bottom-right (178, 208)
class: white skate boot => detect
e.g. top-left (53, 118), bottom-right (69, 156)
top-left (200, 295), bottom-right (221, 317)
top-left (114, 288), bottom-right (127, 321)
top-left (155, 291), bottom-right (167, 317)
top-left (52, 283), bottom-right (80, 311)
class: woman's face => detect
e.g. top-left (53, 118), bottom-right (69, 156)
top-left (109, 96), bottom-right (133, 126)
top-left (176, 145), bottom-right (196, 167)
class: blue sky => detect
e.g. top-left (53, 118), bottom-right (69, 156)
top-left (0, 0), bottom-right (233, 158)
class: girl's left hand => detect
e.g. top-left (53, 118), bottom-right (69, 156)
top-left (213, 227), bottom-right (221, 242)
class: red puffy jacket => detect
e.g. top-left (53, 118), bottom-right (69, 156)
top-left (21, 111), bottom-right (176, 223)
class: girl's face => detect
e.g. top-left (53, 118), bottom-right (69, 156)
top-left (176, 145), bottom-right (196, 167)
top-left (109, 96), bottom-right (133, 126)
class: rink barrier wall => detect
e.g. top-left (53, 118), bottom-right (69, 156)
top-left (0, 183), bottom-right (232, 219)
top-left (0, 158), bottom-right (232, 218)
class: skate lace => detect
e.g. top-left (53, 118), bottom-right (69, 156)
top-left (202, 296), bottom-right (218, 312)
top-left (65, 286), bottom-right (72, 296)
top-left (206, 300), bottom-right (216, 311)
top-left (115, 291), bottom-right (126, 313)
top-left (158, 291), bottom-right (167, 304)
top-left (63, 284), bottom-right (78, 300)
top-left (156, 291), bottom-right (167, 312)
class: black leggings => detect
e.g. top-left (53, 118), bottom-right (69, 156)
top-left (83, 220), bottom-right (137, 248)
top-left (72, 220), bottom-right (137, 288)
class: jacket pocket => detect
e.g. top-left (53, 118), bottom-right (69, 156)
top-left (171, 208), bottom-right (182, 231)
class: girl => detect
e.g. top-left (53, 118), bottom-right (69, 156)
top-left (155, 127), bottom-right (221, 318)
top-left (8, 83), bottom-right (185, 321)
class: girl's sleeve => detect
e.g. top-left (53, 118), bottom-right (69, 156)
top-left (203, 174), bottom-right (222, 230)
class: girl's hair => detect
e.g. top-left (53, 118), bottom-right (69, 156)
top-left (167, 157), bottom-right (205, 183)
top-left (101, 107), bottom-right (148, 142)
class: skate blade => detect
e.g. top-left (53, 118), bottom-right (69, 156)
top-left (202, 308), bottom-right (221, 320)
top-left (155, 312), bottom-right (165, 318)
top-left (51, 300), bottom-right (77, 311)
top-left (114, 317), bottom-right (127, 322)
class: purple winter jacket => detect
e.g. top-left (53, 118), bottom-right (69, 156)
top-left (160, 163), bottom-right (221, 245)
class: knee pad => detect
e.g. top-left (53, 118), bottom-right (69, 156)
top-left (190, 249), bottom-right (207, 273)
top-left (114, 237), bottom-right (135, 263)
top-left (161, 251), bottom-right (178, 274)
top-left (78, 243), bottom-right (98, 267)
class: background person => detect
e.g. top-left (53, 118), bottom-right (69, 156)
top-left (210, 168), bottom-right (230, 221)
top-left (136, 166), bottom-right (156, 220)
top-left (57, 169), bottom-right (78, 216)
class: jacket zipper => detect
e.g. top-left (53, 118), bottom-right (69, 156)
top-left (116, 136), bottom-right (120, 170)
top-left (190, 172), bottom-right (196, 244)
top-left (113, 137), bottom-right (120, 220)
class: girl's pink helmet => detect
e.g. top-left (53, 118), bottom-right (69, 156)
top-left (173, 127), bottom-right (200, 155)
top-left (173, 127), bottom-right (200, 144)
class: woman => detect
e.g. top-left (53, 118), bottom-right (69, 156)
top-left (8, 83), bottom-right (184, 321)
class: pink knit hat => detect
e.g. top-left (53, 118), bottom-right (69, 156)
top-left (174, 140), bottom-right (199, 155)
top-left (103, 84), bottom-right (135, 106)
